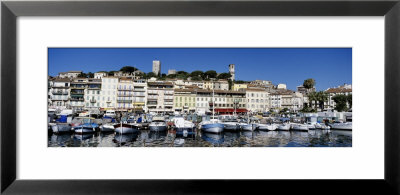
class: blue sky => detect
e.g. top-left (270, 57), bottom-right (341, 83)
top-left (48, 48), bottom-right (352, 91)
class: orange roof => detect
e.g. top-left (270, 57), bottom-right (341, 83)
top-left (326, 88), bottom-right (352, 93)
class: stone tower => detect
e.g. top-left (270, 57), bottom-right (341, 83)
top-left (229, 64), bottom-right (235, 81)
top-left (152, 60), bottom-right (161, 76)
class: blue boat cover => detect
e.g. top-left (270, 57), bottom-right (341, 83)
top-left (56, 115), bottom-right (68, 123)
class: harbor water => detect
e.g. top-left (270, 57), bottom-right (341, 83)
top-left (48, 129), bottom-right (352, 147)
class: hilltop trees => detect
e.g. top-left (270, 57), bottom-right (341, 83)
top-left (120, 66), bottom-right (138, 73)
top-left (217, 73), bottom-right (232, 80)
top-left (190, 70), bottom-right (204, 78)
top-left (204, 70), bottom-right (217, 80)
top-left (77, 72), bottom-right (93, 78)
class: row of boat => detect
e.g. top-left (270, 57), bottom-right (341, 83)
top-left (49, 114), bottom-right (351, 135)
top-left (198, 114), bottom-right (351, 133)
top-left (49, 115), bottom-right (195, 135)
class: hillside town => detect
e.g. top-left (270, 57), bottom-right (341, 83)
top-left (49, 60), bottom-right (352, 115)
top-left (48, 59), bottom-right (352, 147)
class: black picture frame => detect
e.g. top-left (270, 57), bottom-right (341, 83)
top-left (1, 0), bottom-right (399, 194)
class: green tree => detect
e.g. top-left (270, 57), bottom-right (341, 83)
top-left (332, 94), bottom-right (348, 112)
top-left (190, 70), bottom-right (204, 78)
top-left (120, 66), bottom-right (138, 73)
top-left (166, 74), bottom-right (177, 79)
top-left (191, 76), bottom-right (202, 81)
top-left (87, 72), bottom-right (94, 78)
top-left (234, 80), bottom-right (248, 84)
top-left (347, 94), bottom-right (352, 109)
top-left (307, 91), bottom-right (318, 109)
top-left (108, 71), bottom-right (117, 76)
top-left (217, 72), bottom-right (232, 80)
top-left (175, 71), bottom-right (189, 80)
top-left (204, 70), bottom-right (217, 79)
top-left (316, 91), bottom-right (329, 110)
top-left (78, 72), bottom-right (88, 78)
top-left (147, 72), bottom-right (156, 78)
top-left (303, 78), bottom-right (316, 91)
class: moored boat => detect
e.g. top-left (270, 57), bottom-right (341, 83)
top-left (50, 123), bottom-right (72, 134)
top-left (219, 115), bottom-right (240, 131)
top-left (277, 123), bottom-right (291, 131)
top-left (330, 122), bottom-right (352, 130)
top-left (73, 117), bottom-right (99, 134)
top-left (114, 122), bottom-right (138, 134)
top-left (257, 123), bottom-right (278, 131)
top-left (149, 116), bottom-right (167, 131)
top-left (241, 123), bottom-right (258, 131)
top-left (201, 120), bottom-right (224, 133)
top-left (172, 116), bottom-right (195, 134)
top-left (100, 123), bottom-right (117, 132)
top-left (291, 123), bottom-right (309, 131)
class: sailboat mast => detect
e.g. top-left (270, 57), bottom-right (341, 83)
top-left (212, 84), bottom-right (215, 119)
top-left (133, 72), bottom-right (135, 115)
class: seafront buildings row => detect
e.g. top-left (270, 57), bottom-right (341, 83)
top-left (49, 72), bottom-right (352, 115)
top-left (51, 60), bottom-right (352, 113)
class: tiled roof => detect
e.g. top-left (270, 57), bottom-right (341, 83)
top-left (53, 78), bottom-right (71, 82)
top-left (325, 88), bottom-right (352, 93)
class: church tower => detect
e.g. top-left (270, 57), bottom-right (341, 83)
top-left (229, 64), bottom-right (235, 81)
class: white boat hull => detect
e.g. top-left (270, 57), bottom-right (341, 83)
top-left (115, 127), bottom-right (137, 134)
top-left (100, 124), bottom-right (115, 132)
top-left (201, 123), bottom-right (224, 133)
top-left (74, 128), bottom-right (96, 134)
top-left (241, 124), bottom-right (257, 131)
top-left (330, 122), bottom-right (352, 130)
top-left (223, 123), bottom-right (240, 131)
top-left (258, 124), bottom-right (277, 131)
top-left (277, 124), bottom-right (291, 131)
top-left (291, 124), bottom-right (309, 131)
top-left (51, 123), bottom-right (71, 133)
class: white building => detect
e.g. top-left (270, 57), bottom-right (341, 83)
top-left (270, 92), bottom-right (282, 109)
top-left (292, 92), bottom-right (304, 112)
top-left (100, 77), bottom-right (118, 109)
top-left (147, 81), bottom-right (174, 113)
top-left (133, 79), bottom-right (147, 113)
top-left (58, 71), bottom-right (82, 79)
top-left (116, 77), bottom-right (134, 111)
top-left (84, 79), bottom-right (102, 109)
top-left (203, 80), bottom-right (229, 90)
top-left (277, 83), bottom-right (287, 90)
top-left (325, 84), bottom-right (352, 110)
top-left (196, 89), bottom-right (247, 115)
top-left (152, 60), bottom-right (161, 76)
top-left (245, 88), bottom-right (270, 113)
top-left (69, 78), bottom-right (87, 111)
top-left (167, 69), bottom-right (176, 75)
top-left (49, 78), bottom-right (70, 109)
top-left (94, 72), bottom-right (108, 79)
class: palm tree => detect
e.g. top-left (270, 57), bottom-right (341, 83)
top-left (307, 91), bottom-right (318, 110)
top-left (303, 78), bottom-right (316, 92)
top-left (316, 91), bottom-right (329, 111)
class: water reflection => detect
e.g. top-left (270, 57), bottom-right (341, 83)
top-left (48, 129), bottom-right (352, 147)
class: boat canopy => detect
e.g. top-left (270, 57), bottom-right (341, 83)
top-left (76, 117), bottom-right (95, 119)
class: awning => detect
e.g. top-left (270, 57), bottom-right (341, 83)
top-left (214, 108), bottom-right (247, 113)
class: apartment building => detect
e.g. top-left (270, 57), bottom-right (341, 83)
top-left (49, 78), bottom-right (70, 109)
top-left (100, 77), bottom-right (118, 110)
top-left (173, 89), bottom-right (197, 113)
top-left (147, 81), bottom-right (174, 113)
top-left (245, 88), bottom-right (270, 113)
top-left (196, 89), bottom-right (246, 115)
